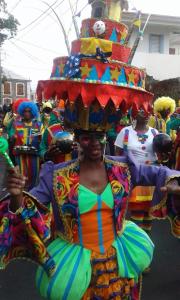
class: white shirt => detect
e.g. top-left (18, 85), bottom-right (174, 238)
top-left (115, 125), bottom-right (158, 164)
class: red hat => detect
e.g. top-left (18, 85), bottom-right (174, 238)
top-left (12, 98), bottom-right (30, 113)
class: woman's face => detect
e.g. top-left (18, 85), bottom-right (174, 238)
top-left (135, 110), bottom-right (150, 124)
top-left (159, 109), bottom-right (170, 120)
top-left (78, 132), bottom-right (106, 161)
top-left (23, 108), bottom-right (33, 121)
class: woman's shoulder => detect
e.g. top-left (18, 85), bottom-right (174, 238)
top-left (148, 126), bottom-right (159, 134)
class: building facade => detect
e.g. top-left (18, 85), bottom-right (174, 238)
top-left (1, 68), bottom-right (31, 106)
top-left (122, 12), bottom-right (180, 81)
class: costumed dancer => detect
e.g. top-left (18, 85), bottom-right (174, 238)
top-left (149, 96), bottom-right (176, 141)
top-left (169, 108), bottom-right (180, 170)
top-left (8, 101), bottom-right (42, 190)
top-left (1, 3), bottom-right (180, 299)
top-left (115, 108), bottom-right (158, 233)
top-left (39, 122), bottom-right (77, 163)
top-left (40, 101), bottom-right (62, 133)
top-left (1, 100), bottom-right (180, 300)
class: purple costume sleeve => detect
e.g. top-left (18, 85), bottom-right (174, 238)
top-left (30, 161), bottom-right (54, 205)
top-left (128, 155), bottom-right (180, 237)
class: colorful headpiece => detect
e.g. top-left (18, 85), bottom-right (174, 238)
top-left (18, 101), bottom-right (39, 119)
top-left (36, 3), bottom-right (153, 131)
top-left (12, 98), bottom-right (30, 113)
top-left (42, 101), bottom-right (52, 110)
top-left (154, 97), bottom-right (176, 115)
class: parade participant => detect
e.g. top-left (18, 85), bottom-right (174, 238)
top-left (0, 121), bottom-right (180, 300)
top-left (40, 101), bottom-right (62, 133)
top-left (8, 101), bottom-right (42, 190)
top-left (169, 108), bottom-right (180, 170)
top-left (115, 108), bottom-right (158, 232)
top-left (149, 96), bottom-right (176, 140)
top-left (39, 123), bottom-right (77, 163)
top-left (1, 2), bottom-right (179, 299)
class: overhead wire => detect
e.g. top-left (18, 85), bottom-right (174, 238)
top-left (10, 0), bottom-right (23, 13)
top-left (18, 0), bottom-right (65, 33)
top-left (12, 38), bottom-right (60, 54)
top-left (9, 40), bottom-right (47, 64)
top-left (17, 0), bottom-right (67, 40)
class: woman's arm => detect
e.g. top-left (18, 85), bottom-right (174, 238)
top-left (0, 162), bottom-right (56, 276)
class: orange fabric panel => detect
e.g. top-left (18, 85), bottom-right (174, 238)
top-left (80, 202), bottom-right (115, 253)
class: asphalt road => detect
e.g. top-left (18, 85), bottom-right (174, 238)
top-left (0, 219), bottom-right (179, 300)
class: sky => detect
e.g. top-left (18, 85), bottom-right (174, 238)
top-left (2, 0), bottom-right (180, 90)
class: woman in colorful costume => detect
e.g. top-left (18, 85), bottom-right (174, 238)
top-left (115, 108), bottom-right (158, 233)
top-left (0, 98), bottom-right (180, 300)
top-left (149, 96), bottom-right (176, 141)
top-left (1, 2), bottom-right (180, 298)
top-left (40, 101), bottom-right (62, 133)
top-left (8, 101), bottom-right (42, 190)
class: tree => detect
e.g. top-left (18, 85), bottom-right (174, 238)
top-left (0, 0), bottom-right (19, 45)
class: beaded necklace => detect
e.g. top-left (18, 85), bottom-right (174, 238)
top-left (136, 129), bottom-right (149, 144)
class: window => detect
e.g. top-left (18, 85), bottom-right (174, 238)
top-left (3, 81), bottom-right (11, 95)
top-left (149, 34), bottom-right (164, 53)
top-left (3, 98), bottom-right (12, 105)
top-left (169, 48), bottom-right (176, 55)
top-left (16, 83), bottom-right (25, 96)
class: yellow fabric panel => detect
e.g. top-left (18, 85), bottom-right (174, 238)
top-left (128, 186), bottom-right (154, 203)
top-left (80, 38), bottom-right (112, 55)
top-left (108, 2), bottom-right (121, 22)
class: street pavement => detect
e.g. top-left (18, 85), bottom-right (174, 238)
top-left (0, 219), bottom-right (179, 300)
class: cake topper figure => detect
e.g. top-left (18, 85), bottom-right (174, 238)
top-left (88, 0), bottom-right (129, 21)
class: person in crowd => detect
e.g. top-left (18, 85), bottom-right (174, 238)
top-left (115, 108), bottom-right (158, 233)
top-left (8, 101), bottom-right (42, 190)
top-left (41, 101), bottom-right (60, 133)
top-left (0, 126), bottom-right (180, 300)
top-left (149, 96), bottom-right (176, 141)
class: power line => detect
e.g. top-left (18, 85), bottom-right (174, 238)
top-left (10, 0), bottom-right (23, 13)
top-left (9, 40), bottom-right (47, 64)
top-left (17, 0), bottom-right (67, 40)
top-left (2, 63), bottom-right (49, 71)
top-left (18, 0), bottom-right (65, 33)
top-left (13, 38), bottom-right (60, 54)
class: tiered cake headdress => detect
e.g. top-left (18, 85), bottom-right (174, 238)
top-left (36, 0), bottom-right (153, 131)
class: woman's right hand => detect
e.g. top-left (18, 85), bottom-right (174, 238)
top-left (7, 166), bottom-right (26, 211)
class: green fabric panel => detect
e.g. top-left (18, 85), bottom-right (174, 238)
top-left (39, 128), bottom-right (49, 159)
top-left (8, 121), bottom-right (15, 138)
top-left (78, 183), bottom-right (114, 214)
top-left (113, 221), bottom-right (154, 282)
top-left (36, 238), bottom-right (92, 300)
top-left (49, 113), bottom-right (59, 126)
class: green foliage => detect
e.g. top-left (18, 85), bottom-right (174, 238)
top-left (0, 0), bottom-right (19, 45)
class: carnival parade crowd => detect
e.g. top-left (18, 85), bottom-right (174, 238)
top-left (0, 96), bottom-right (180, 300)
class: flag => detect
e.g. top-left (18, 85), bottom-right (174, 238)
top-left (133, 10), bottom-right (141, 29)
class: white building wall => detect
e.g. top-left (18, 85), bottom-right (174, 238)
top-left (132, 52), bottom-right (180, 80)
top-left (128, 25), bottom-right (180, 80)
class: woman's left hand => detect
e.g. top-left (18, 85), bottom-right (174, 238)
top-left (160, 179), bottom-right (180, 195)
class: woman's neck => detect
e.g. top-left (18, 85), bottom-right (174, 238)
top-left (81, 157), bottom-right (104, 169)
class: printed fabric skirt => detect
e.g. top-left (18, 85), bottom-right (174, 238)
top-left (82, 246), bottom-right (141, 300)
top-left (36, 221), bottom-right (153, 300)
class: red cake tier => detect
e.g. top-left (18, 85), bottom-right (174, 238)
top-left (37, 79), bottom-right (153, 114)
top-left (50, 57), bottom-right (146, 89)
top-left (81, 18), bottom-right (128, 44)
top-left (71, 39), bottom-right (131, 63)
